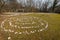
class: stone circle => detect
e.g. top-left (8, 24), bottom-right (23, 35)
top-left (0, 15), bottom-right (48, 35)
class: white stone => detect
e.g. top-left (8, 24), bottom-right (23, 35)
top-left (11, 30), bottom-right (14, 32)
top-left (8, 29), bottom-right (12, 32)
top-left (21, 27), bottom-right (24, 29)
top-left (38, 30), bottom-right (40, 32)
top-left (8, 37), bottom-right (11, 40)
top-left (4, 29), bottom-right (8, 32)
top-left (18, 26), bottom-right (20, 28)
top-left (40, 29), bottom-right (43, 31)
top-left (25, 31), bottom-right (29, 34)
top-left (15, 25), bottom-right (17, 28)
top-left (32, 21), bottom-right (35, 24)
top-left (19, 32), bottom-right (22, 34)
top-left (15, 32), bottom-right (18, 34)
top-left (41, 23), bottom-right (44, 25)
top-left (30, 31), bottom-right (35, 33)
top-left (34, 30), bottom-right (36, 32)
top-left (9, 22), bottom-right (12, 26)
top-left (23, 23), bottom-right (25, 25)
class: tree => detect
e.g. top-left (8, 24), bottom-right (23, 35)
top-left (52, 0), bottom-right (58, 12)
top-left (42, 1), bottom-right (49, 12)
top-left (7, 0), bottom-right (18, 12)
top-left (38, 0), bottom-right (42, 11)
top-left (54, 5), bottom-right (60, 13)
top-left (0, 0), bottom-right (5, 13)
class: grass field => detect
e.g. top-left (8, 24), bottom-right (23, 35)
top-left (0, 13), bottom-right (60, 40)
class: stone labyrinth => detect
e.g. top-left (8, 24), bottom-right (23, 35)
top-left (0, 15), bottom-right (48, 35)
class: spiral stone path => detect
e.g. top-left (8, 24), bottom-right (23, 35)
top-left (0, 13), bottom-right (49, 40)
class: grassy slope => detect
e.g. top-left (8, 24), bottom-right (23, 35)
top-left (0, 13), bottom-right (60, 40)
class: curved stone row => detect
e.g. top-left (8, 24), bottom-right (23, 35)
top-left (0, 16), bottom-right (48, 35)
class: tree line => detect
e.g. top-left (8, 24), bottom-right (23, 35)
top-left (0, 0), bottom-right (60, 13)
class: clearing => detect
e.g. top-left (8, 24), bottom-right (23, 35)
top-left (0, 12), bottom-right (60, 40)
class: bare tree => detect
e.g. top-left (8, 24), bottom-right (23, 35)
top-left (0, 0), bottom-right (5, 13)
top-left (52, 0), bottom-right (58, 12)
top-left (38, 0), bottom-right (42, 11)
top-left (23, 0), bottom-right (34, 12)
top-left (7, 0), bottom-right (18, 12)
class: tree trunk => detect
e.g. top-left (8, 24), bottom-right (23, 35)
top-left (52, 0), bottom-right (58, 12)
